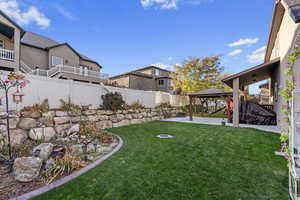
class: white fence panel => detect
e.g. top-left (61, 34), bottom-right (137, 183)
top-left (0, 73), bottom-right (188, 111)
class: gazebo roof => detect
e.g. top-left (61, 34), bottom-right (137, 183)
top-left (188, 88), bottom-right (233, 98)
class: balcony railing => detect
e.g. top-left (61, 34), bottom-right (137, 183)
top-left (31, 64), bottom-right (108, 80)
top-left (0, 48), bottom-right (14, 61)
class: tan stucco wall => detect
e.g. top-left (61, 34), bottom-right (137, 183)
top-left (0, 33), bottom-right (14, 50)
top-left (110, 76), bottom-right (130, 88)
top-left (48, 45), bottom-right (80, 67)
top-left (137, 68), bottom-right (153, 75)
top-left (137, 68), bottom-right (170, 77)
top-left (79, 59), bottom-right (100, 72)
top-left (21, 45), bottom-right (48, 69)
top-left (269, 3), bottom-right (300, 128)
top-left (129, 75), bottom-right (155, 90)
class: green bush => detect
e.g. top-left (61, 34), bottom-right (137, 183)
top-left (101, 92), bottom-right (125, 111)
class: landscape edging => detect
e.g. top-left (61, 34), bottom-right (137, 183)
top-left (13, 134), bottom-right (124, 200)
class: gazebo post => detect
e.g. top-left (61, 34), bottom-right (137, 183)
top-left (233, 78), bottom-right (240, 127)
top-left (189, 95), bottom-right (193, 121)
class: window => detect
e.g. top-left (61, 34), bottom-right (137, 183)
top-left (0, 40), bottom-right (4, 49)
top-left (158, 80), bottom-right (164, 86)
top-left (52, 56), bottom-right (63, 66)
top-left (155, 69), bottom-right (160, 76)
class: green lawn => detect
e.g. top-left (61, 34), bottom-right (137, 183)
top-left (34, 121), bottom-right (289, 200)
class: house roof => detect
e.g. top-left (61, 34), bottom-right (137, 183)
top-left (188, 88), bottom-right (233, 98)
top-left (222, 58), bottom-right (280, 88)
top-left (265, 0), bottom-right (285, 62)
top-left (21, 32), bottom-right (102, 68)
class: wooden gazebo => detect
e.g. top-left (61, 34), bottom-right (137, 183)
top-left (188, 88), bottom-right (233, 121)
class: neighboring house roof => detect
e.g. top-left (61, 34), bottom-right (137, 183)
top-left (265, 0), bottom-right (285, 62)
top-left (110, 71), bottom-right (153, 79)
top-left (188, 88), bottom-right (233, 98)
top-left (0, 10), bottom-right (25, 37)
top-left (110, 66), bottom-right (172, 80)
top-left (137, 65), bottom-right (172, 73)
top-left (21, 32), bottom-right (102, 68)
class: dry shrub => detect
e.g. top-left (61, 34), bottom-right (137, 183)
top-left (43, 149), bottom-right (87, 184)
top-left (123, 101), bottom-right (145, 110)
top-left (21, 99), bottom-right (49, 113)
top-left (79, 121), bottom-right (98, 138)
top-left (59, 98), bottom-right (83, 115)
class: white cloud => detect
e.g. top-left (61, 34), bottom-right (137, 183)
top-left (141, 0), bottom-right (177, 9)
top-left (151, 62), bottom-right (174, 70)
top-left (228, 38), bottom-right (259, 47)
top-left (228, 49), bottom-right (242, 56)
top-left (247, 46), bottom-right (266, 63)
top-left (140, 0), bottom-right (209, 9)
top-left (53, 4), bottom-right (77, 20)
top-left (0, 0), bottom-right (50, 29)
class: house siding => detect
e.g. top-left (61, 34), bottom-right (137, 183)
top-left (269, 2), bottom-right (300, 128)
top-left (129, 75), bottom-right (155, 91)
top-left (79, 59), bottom-right (100, 72)
top-left (21, 44), bottom-right (48, 70)
top-left (48, 45), bottom-right (80, 67)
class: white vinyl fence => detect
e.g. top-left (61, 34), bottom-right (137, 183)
top-left (0, 73), bottom-right (189, 111)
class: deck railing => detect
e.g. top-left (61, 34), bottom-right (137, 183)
top-left (0, 48), bottom-right (14, 61)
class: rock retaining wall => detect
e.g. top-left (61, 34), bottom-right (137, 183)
top-left (0, 108), bottom-right (178, 147)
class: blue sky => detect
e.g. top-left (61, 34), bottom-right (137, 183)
top-left (0, 0), bottom-right (274, 93)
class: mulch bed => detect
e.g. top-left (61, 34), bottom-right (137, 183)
top-left (0, 174), bottom-right (45, 200)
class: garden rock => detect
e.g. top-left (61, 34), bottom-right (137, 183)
top-left (87, 143), bottom-right (95, 152)
top-left (32, 143), bottom-right (54, 161)
top-left (44, 159), bottom-right (55, 170)
top-left (38, 116), bottom-right (54, 127)
top-left (18, 118), bottom-right (37, 130)
top-left (10, 129), bottom-right (27, 147)
top-left (55, 124), bottom-right (71, 136)
top-left (29, 127), bottom-right (56, 142)
top-left (96, 120), bottom-right (113, 129)
top-left (67, 124), bottom-right (80, 135)
top-left (55, 111), bottom-right (68, 117)
top-left (42, 111), bottom-right (55, 118)
top-left (71, 144), bottom-right (84, 155)
top-left (54, 117), bottom-right (70, 125)
top-left (84, 110), bottom-right (96, 115)
top-left (9, 117), bottom-right (19, 129)
top-left (13, 157), bottom-right (43, 182)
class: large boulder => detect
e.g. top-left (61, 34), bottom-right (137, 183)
top-left (29, 127), bottom-right (56, 142)
top-left (10, 129), bottom-right (28, 147)
top-left (32, 143), bottom-right (54, 161)
top-left (113, 120), bottom-right (130, 128)
top-left (96, 120), bottom-right (113, 129)
top-left (18, 118), bottom-right (37, 130)
top-left (131, 119), bottom-right (143, 124)
top-left (54, 117), bottom-right (70, 125)
top-left (13, 157), bottom-right (43, 182)
top-left (84, 110), bottom-right (97, 115)
top-left (42, 111), bottom-right (55, 118)
top-left (9, 117), bottom-right (19, 129)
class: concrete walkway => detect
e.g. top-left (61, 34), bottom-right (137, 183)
top-left (163, 117), bottom-right (281, 134)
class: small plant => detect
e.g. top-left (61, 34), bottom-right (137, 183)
top-left (43, 149), bottom-right (87, 184)
top-left (101, 92), bottom-right (125, 111)
top-left (21, 99), bottom-right (49, 114)
top-left (123, 101), bottom-right (145, 110)
top-left (100, 131), bottom-right (113, 144)
top-left (156, 102), bottom-right (172, 109)
top-left (79, 121), bottom-right (98, 138)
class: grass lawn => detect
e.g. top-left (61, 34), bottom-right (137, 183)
top-left (33, 121), bottom-right (289, 200)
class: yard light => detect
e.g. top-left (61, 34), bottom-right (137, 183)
top-left (285, 0), bottom-right (300, 23)
top-left (12, 88), bottom-right (24, 104)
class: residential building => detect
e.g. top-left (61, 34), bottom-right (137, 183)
top-left (109, 66), bottom-right (173, 92)
top-left (222, 0), bottom-right (300, 128)
top-left (0, 10), bottom-right (107, 83)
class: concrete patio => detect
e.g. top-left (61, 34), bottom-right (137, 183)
top-left (163, 117), bottom-right (281, 134)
